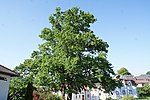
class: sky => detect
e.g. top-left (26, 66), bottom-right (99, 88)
top-left (0, 0), bottom-right (150, 76)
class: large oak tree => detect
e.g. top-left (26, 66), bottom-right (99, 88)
top-left (9, 7), bottom-right (120, 100)
top-left (32, 7), bottom-right (119, 96)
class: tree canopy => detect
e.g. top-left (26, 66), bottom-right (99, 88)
top-left (9, 7), bottom-right (120, 99)
top-left (138, 84), bottom-right (150, 97)
top-left (146, 71), bottom-right (150, 75)
top-left (9, 59), bottom-right (36, 100)
top-left (117, 67), bottom-right (131, 76)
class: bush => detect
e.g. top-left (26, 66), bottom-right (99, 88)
top-left (138, 84), bottom-right (150, 97)
top-left (38, 91), bottom-right (64, 100)
top-left (121, 96), bottom-right (135, 100)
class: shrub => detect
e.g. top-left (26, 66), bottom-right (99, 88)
top-left (38, 91), bottom-right (64, 100)
top-left (138, 84), bottom-right (150, 97)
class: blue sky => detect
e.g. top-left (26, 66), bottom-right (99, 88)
top-left (0, 0), bottom-right (150, 75)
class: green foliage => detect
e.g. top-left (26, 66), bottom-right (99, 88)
top-left (38, 92), bottom-right (64, 100)
top-left (138, 84), bottom-right (150, 97)
top-left (9, 7), bottom-right (121, 99)
top-left (32, 7), bottom-right (120, 94)
top-left (136, 96), bottom-right (150, 100)
top-left (146, 71), bottom-right (150, 75)
top-left (121, 96), bottom-right (135, 100)
top-left (8, 78), bottom-right (26, 100)
top-left (117, 67), bottom-right (131, 75)
top-left (8, 59), bottom-right (37, 100)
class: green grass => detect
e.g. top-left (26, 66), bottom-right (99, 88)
top-left (108, 97), bottom-right (150, 100)
top-left (136, 97), bottom-right (150, 100)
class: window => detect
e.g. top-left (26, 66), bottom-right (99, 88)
top-left (127, 81), bottom-right (132, 86)
top-left (129, 90), bottom-right (132, 94)
top-left (116, 91), bottom-right (119, 95)
top-left (122, 90), bottom-right (126, 95)
top-left (0, 76), bottom-right (7, 81)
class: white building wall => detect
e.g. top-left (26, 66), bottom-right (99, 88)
top-left (72, 89), bottom-right (100, 100)
top-left (137, 84), bottom-right (143, 87)
top-left (111, 80), bottom-right (138, 99)
top-left (0, 74), bottom-right (11, 100)
top-left (72, 81), bottom-right (138, 100)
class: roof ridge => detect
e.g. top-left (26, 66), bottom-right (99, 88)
top-left (0, 64), bottom-right (18, 77)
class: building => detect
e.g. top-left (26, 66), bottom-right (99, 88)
top-left (111, 75), bottom-right (138, 99)
top-left (135, 74), bottom-right (150, 87)
top-left (110, 74), bottom-right (150, 99)
top-left (72, 87), bottom-right (100, 100)
top-left (0, 65), bottom-right (18, 100)
top-left (119, 75), bottom-right (150, 87)
top-left (71, 75), bottom-right (139, 100)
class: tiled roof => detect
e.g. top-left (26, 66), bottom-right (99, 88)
top-left (135, 74), bottom-right (150, 84)
top-left (0, 65), bottom-right (18, 77)
top-left (121, 75), bottom-right (150, 85)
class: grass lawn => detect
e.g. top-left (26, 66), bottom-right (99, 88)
top-left (136, 97), bottom-right (150, 100)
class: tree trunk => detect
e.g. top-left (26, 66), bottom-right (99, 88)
top-left (25, 82), bottom-right (34, 100)
top-left (62, 84), bottom-right (66, 100)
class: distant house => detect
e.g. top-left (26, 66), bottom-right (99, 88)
top-left (120, 75), bottom-right (137, 86)
top-left (120, 75), bottom-right (150, 87)
top-left (0, 65), bottom-right (18, 100)
top-left (71, 75), bottom-right (139, 100)
top-left (110, 75), bottom-right (138, 99)
top-left (135, 74), bottom-right (150, 87)
top-left (72, 86), bottom-right (101, 100)
top-left (110, 74), bottom-right (150, 99)
top-left (71, 74), bottom-right (150, 100)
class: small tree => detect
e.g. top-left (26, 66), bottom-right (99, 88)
top-left (146, 71), bottom-right (150, 75)
top-left (138, 84), bottom-right (150, 97)
top-left (8, 77), bottom-right (26, 100)
top-left (8, 59), bottom-right (37, 100)
top-left (117, 67), bottom-right (131, 75)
